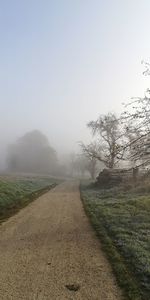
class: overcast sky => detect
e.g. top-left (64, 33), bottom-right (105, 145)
top-left (0, 0), bottom-right (150, 161)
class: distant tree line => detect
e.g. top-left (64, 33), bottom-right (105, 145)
top-left (68, 153), bottom-right (98, 179)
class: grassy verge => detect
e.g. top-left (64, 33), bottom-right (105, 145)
top-left (80, 182), bottom-right (150, 300)
top-left (0, 176), bottom-right (60, 223)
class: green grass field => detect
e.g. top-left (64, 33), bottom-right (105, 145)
top-left (81, 182), bottom-right (150, 300)
top-left (0, 176), bottom-right (60, 221)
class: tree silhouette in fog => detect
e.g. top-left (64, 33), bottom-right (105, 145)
top-left (7, 130), bottom-right (57, 174)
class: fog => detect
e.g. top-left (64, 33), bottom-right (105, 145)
top-left (0, 1), bottom-right (150, 171)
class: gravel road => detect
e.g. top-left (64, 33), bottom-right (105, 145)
top-left (0, 181), bottom-right (122, 300)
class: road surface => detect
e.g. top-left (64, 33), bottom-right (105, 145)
top-left (0, 181), bottom-right (122, 300)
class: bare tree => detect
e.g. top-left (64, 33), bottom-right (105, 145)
top-left (119, 60), bottom-right (150, 168)
top-left (76, 154), bottom-right (97, 179)
top-left (86, 156), bottom-right (97, 179)
top-left (142, 60), bottom-right (150, 76)
top-left (80, 113), bottom-right (124, 169)
top-left (122, 90), bottom-right (150, 167)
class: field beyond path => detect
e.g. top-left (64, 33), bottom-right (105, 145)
top-left (0, 181), bottom-right (122, 300)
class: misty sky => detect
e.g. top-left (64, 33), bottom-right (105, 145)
top-left (0, 0), bottom-right (150, 161)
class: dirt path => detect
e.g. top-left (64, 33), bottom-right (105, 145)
top-left (0, 181), bottom-right (122, 300)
